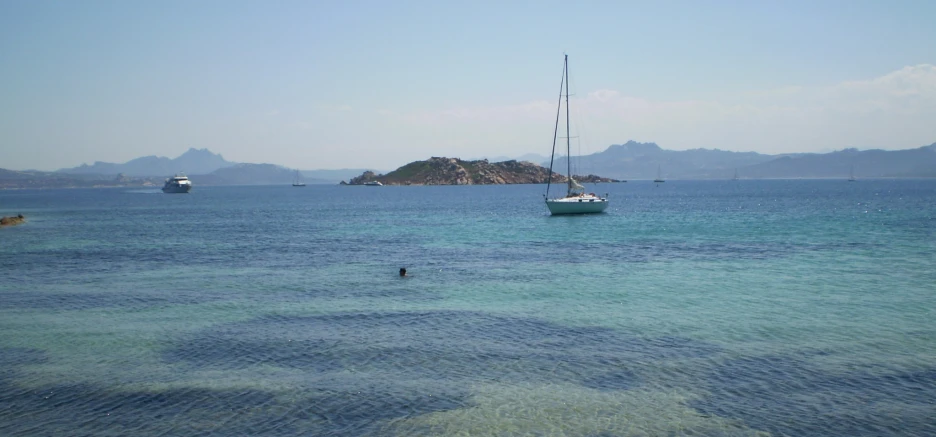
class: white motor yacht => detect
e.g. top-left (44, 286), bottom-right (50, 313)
top-left (162, 174), bottom-right (192, 193)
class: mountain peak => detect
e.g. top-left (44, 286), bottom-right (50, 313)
top-left (180, 147), bottom-right (222, 158)
top-left (603, 141), bottom-right (663, 157)
top-left (609, 141), bottom-right (661, 151)
top-left (56, 148), bottom-right (235, 176)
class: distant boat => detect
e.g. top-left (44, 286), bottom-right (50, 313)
top-left (733, 168), bottom-right (739, 181)
top-left (654, 165), bottom-right (665, 183)
top-left (162, 173), bottom-right (192, 193)
top-left (364, 181), bottom-right (383, 186)
top-left (543, 55), bottom-right (609, 215)
top-left (292, 170), bottom-right (306, 187)
top-left (848, 164), bottom-right (856, 182)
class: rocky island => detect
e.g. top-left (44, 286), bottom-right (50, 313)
top-left (1, 214), bottom-right (25, 227)
top-left (341, 157), bottom-right (619, 186)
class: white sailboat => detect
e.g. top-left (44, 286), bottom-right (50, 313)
top-left (733, 168), bottom-right (739, 180)
top-left (292, 170), bottom-right (306, 187)
top-left (544, 55), bottom-right (608, 215)
top-left (653, 165), bottom-right (665, 183)
top-left (848, 164), bottom-right (856, 182)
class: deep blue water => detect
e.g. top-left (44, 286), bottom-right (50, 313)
top-left (1, 180), bottom-right (935, 436)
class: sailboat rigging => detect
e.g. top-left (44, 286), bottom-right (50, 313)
top-left (654, 165), bottom-right (665, 183)
top-left (544, 55), bottom-right (609, 215)
top-left (292, 170), bottom-right (306, 187)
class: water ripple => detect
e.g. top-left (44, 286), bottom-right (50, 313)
top-left (692, 355), bottom-right (936, 436)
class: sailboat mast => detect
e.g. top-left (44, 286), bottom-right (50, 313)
top-left (545, 55), bottom-right (567, 198)
top-left (564, 54), bottom-right (572, 194)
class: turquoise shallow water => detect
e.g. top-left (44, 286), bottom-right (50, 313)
top-left (1, 180), bottom-right (935, 436)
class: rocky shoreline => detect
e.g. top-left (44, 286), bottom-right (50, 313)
top-left (341, 157), bottom-right (620, 186)
top-left (1, 214), bottom-right (25, 227)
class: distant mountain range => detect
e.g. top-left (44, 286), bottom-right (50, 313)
top-left (58, 148), bottom-right (237, 176)
top-left (741, 146), bottom-right (936, 179)
top-left (550, 140), bottom-right (936, 180)
top-left (2, 141), bottom-right (934, 189)
top-left (51, 148), bottom-right (373, 185)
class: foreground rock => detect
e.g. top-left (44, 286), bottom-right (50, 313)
top-left (342, 157), bottom-right (620, 186)
top-left (0, 214), bottom-right (25, 227)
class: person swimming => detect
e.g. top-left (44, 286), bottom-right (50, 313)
top-left (399, 268), bottom-right (407, 277)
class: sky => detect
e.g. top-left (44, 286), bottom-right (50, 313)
top-left (1, 0), bottom-right (935, 171)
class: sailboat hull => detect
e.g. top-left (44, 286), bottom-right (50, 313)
top-left (292, 170), bottom-right (305, 186)
top-left (546, 197), bottom-right (609, 215)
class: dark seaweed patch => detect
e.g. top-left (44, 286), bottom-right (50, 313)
top-left (2, 231), bottom-right (431, 278)
top-left (0, 289), bottom-right (237, 311)
top-left (0, 380), bottom-right (466, 437)
top-left (0, 283), bottom-right (435, 311)
top-left (302, 386), bottom-right (466, 436)
top-left (0, 347), bottom-right (47, 384)
top-left (0, 382), bottom-right (288, 437)
top-left (160, 310), bottom-right (708, 434)
top-left (0, 347), bottom-right (46, 368)
top-left (483, 239), bottom-right (880, 265)
top-left (692, 355), bottom-right (936, 436)
top-left (580, 368), bottom-right (639, 391)
top-left (166, 310), bottom-right (717, 389)
top-left (1, 290), bottom-right (170, 310)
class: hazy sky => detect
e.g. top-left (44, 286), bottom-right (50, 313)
top-left (2, 0), bottom-right (935, 171)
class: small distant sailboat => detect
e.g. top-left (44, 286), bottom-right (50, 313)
top-left (653, 165), bottom-right (665, 183)
top-left (292, 170), bottom-right (306, 187)
top-left (733, 168), bottom-right (739, 181)
top-left (543, 54), bottom-right (608, 215)
top-left (848, 164), bottom-right (856, 182)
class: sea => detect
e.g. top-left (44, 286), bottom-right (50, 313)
top-left (1, 180), bottom-right (934, 436)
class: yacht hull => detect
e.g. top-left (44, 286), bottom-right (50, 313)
top-left (546, 197), bottom-right (608, 215)
top-left (162, 184), bottom-right (191, 193)
top-left (162, 174), bottom-right (192, 193)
